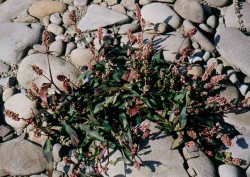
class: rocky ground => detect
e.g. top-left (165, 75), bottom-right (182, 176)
top-left (0, 0), bottom-right (250, 176)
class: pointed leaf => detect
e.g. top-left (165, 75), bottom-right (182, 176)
top-left (43, 139), bottom-right (53, 177)
top-left (62, 121), bottom-right (79, 147)
top-left (171, 137), bottom-right (184, 149)
top-left (179, 106), bottom-right (187, 129)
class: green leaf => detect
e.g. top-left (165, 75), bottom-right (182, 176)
top-left (76, 70), bottom-right (93, 82)
top-left (62, 121), bottom-right (79, 147)
top-left (119, 113), bottom-right (128, 129)
top-left (179, 106), bottom-right (187, 129)
top-left (171, 136), bottom-right (184, 149)
top-left (80, 125), bottom-right (105, 142)
top-left (93, 103), bottom-right (103, 114)
top-left (123, 149), bottom-right (133, 163)
top-left (43, 139), bottom-right (53, 177)
top-left (174, 91), bottom-right (187, 102)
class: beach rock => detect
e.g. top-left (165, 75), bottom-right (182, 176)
top-left (207, 15), bottom-right (218, 29)
top-left (187, 65), bottom-right (204, 77)
top-left (3, 93), bottom-right (36, 129)
top-left (121, 0), bottom-right (136, 11)
top-left (77, 4), bottom-right (130, 31)
top-left (2, 87), bottom-right (15, 102)
top-left (183, 144), bottom-right (217, 177)
top-left (219, 85), bottom-right (239, 103)
top-left (205, 0), bottom-right (229, 7)
top-left (50, 13), bottom-right (62, 25)
top-left (0, 138), bottom-right (47, 176)
top-left (0, 0), bottom-right (40, 23)
top-left (174, 0), bottom-right (205, 23)
top-left (49, 40), bottom-right (65, 56)
top-left (29, 1), bottom-right (67, 17)
top-left (141, 3), bottom-right (182, 29)
top-left (65, 42), bottom-right (76, 56)
top-left (152, 32), bottom-right (191, 62)
top-left (17, 53), bottom-right (79, 90)
top-left (0, 23), bottom-right (43, 64)
top-left (111, 4), bottom-right (126, 14)
top-left (0, 62), bottom-right (9, 73)
top-left (74, 0), bottom-right (88, 6)
top-left (215, 28), bottom-right (250, 77)
top-left (225, 135), bottom-right (250, 169)
top-left (56, 161), bottom-right (74, 175)
top-left (47, 24), bottom-right (64, 36)
top-left (224, 111), bottom-right (250, 136)
top-left (102, 120), bottom-right (189, 177)
top-left (225, 2), bottom-right (250, 32)
top-left (0, 125), bottom-right (13, 139)
top-left (184, 20), bottom-right (215, 51)
top-left (218, 164), bottom-right (243, 177)
top-left (13, 9), bottom-right (38, 23)
top-left (70, 48), bottom-right (94, 67)
top-left (118, 23), bottom-right (140, 34)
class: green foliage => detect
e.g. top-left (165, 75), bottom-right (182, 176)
top-left (26, 30), bottom-right (247, 176)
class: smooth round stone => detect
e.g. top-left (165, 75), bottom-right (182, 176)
top-left (187, 65), bottom-right (204, 77)
top-left (205, 0), bottom-right (229, 7)
top-left (52, 143), bottom-right (63, 163)
top-left (70, 48), bottom-right (94, 67)
top-left (47, 24), bottom-right (64, 36)
top-left (29, 1), bottom-right (67, 17)
top-left (199, 23), bottom-right (214, 33)
top-left (65, 42), bottom-right (76, 56)
top-left (118, 24), bottom-right (140, 34)
top-left (2, 88), bottom-right (15, 102)
top-left (239, 84), bottom-right (249, 96)
top-left (192, 40), bottom-right (200, 49)
top-left (207, 58), bottom-right (218, 68)
top-left (202, 51), bottom-right (211, 62)
top-left (49, 40), bottom-right (65, 56)
top-left (189, 56), bottom-right (203, 64)
top-left (219, 164), bottom-right (242, 177)
top-left (227, 69), bottom-right (238, 84)
top-left (33, 44), bottom-right (46, 53)
top-left (42, 16), bottom-right (50, 26)
top-left (220, 85), bottom-right (239, 103)
top-left (174, 0), bottom-right (205, 23)
top-left (74, 0), bottom-right (88, 6)
top-left (0, 62), bottom-right (10, 73)
top-left (50, 13), bottom-right (62, 25)
top-left (139, 0), bottom-right (153, 5)
top-left (121, 0), bottom-right (136, 11)
top-left (62, 11), bottom-right (71, 27)
top-left (141, 3), bottom-right (182, 29)
top-left (111, 4), bottom-right (126, 14)
top-left (207, 15), bottom-right (218, 29)
top-left (4, 93), bottom-right (36, 129)
top-left (155, 23), bottom-right (168, 34)
top-left (216, 64), bottom-right (224, 75)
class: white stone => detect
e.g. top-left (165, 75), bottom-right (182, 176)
top-left (47, 24), bottom-right (64, 36)
top-left (118, 23), bottom-right (140, 34)
top-left (74, 0), bottom-right (88, 6)
top-left (0, 138), bottom-right (47, 176)
top-left (2, 87), bottom-right (14, 102)
top-left (218, 164), bottom-right (242, 177)
top-left (102, 120), bottom-right (189, 177)
top-left (174, 0), bottom-right (205, 23)
top-left (0, 62), bottom-right (10, 73)
top-left (184, 20), bottom-right (215, 51)
top-left (50, 13), bottom-right (62, 25)
top-left (205, 0), bottom-right (229, 7)
top-left (121, 0), bottom-right (136, 11)
top-left (207, 15), bottom-right (218, 29)
top-left (215, 28), bottom-right (250, 76)
top-left (141, 3), bottom-right (182, 29)
top-left (17, 53), bottom-right (80, 90)
top-left (4, 93), bottom-right (36, 129)
top-left (70, 48), bottom-right (94, 67)
top-left (52, 143), bottom-right (63, 163)
top-left (0, 23), bottom-right (43, 64)
top-left (225, 2), bottom-right (250, 32)
top-left (139, 0), bottom-right (153, 5)
top-left (49, 40), bottom-right (65, 56)
top-left (0, 0), bottom-right (40, 23)
top-left (111, 4), bottom-right (126, 14)
top-left (199, 23), bottom-right (214, 33)
top-left (78, 4), bottom-right (130, 31)
top-left (225, 135), bottom-right (250, 169)
top-left (65, 42), bottom-right (76, 56)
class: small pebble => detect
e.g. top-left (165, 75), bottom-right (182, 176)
top-left (50, 13), bottom-right (62, 25)
top-left (47, 24), bottom-right (64, 35)
top-left (207, 15), bottom-right (218, 29)
top-left (2, 88), bottom-right (15, 102)
top-left (239, 84), bottom-right (249, 96)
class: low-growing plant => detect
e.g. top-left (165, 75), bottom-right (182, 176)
top-left (4, 4), bottom-right (249, 177)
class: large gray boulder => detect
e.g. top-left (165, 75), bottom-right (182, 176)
top-left (101, 120), bottom-right (189, 177)
top-left (215, 28), bottom-right (250, 76)
top-left (141, 3), bottom-right (182, 29)
top-left (0, 23), bottom-right (43, 64)
top-left (17, 53), bottom-right (80, 90)
top-left (0, 0), bottom-right (40, 23)
top-left (225, 2), bottom-right (250, 32)
top-left (77, 4), bottom-right (130, 31)
top-left (0, 138), bottom-right (47, 176)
